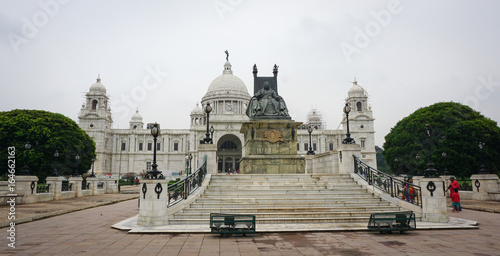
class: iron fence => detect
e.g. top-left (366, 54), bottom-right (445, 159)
top-left (167, 155), bottom-right (207, 207)
top-left (61, 182), bottom-right (73, 192)
top-left (82, 181), bottom-right (90, 190)
top-left (36, 184), bottom-right (50, 193)
top-left (354, 155), bottom-right (422, 207)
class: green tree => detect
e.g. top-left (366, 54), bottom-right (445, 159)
top-left (375, 146), bottom-right (391, 174)
top-left (0, 109), bottom-right (96, 181)
top-left (383, 102), bottom-right (500, 178)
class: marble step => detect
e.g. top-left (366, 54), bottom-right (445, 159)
top-left (181, 206), bottom-right (400, 213)
top-left (168, 216), bottom-right (371, 225)
top-left (171, 212), bottom-right (389, 219)
top-left (191, 197), bottom-right (384, 207)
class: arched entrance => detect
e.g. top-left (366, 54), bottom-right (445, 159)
top-left (217, 134), bottom-right (242, 173)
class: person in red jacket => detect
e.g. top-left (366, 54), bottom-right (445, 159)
top-left (448, 177), bottom-right (460, 198)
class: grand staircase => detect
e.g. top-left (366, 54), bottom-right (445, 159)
top-left (169, 174), bottom-right (401, 225)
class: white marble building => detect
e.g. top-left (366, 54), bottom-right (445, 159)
top-left (78, 59), bottom-right (377, 177)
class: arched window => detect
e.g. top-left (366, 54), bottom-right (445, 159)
top-left (221, 141), bottom-right (237, 150)
top-left (92, 100), bottom-right (98, 110)
top-left (356, 102), bottom-right (362, 111)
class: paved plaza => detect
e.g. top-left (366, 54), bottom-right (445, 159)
top-left (1, 191), bottom-right (500, 255)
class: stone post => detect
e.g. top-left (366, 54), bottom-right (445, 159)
top-left (16, 176), bottom-right (38, 204)
top-left (337, 143), bottom-right (361, 174)
top-left (440, 175), bottom-right (453, 197)
top-left (46, 176), bottom-right (66, 200)
top-left (305, 155), bottom-right (314, 174)
top-left (69, 177), bottom-right (83, 197)
top-left (197, 144), bottom-right (217, 174)
top-left (470, 174), bottom-right (500, 201)
top-left (106, 178), bottom-right (119, 194)
top-left (87, 177), bottom-right (98, 195)
top-left (411, 176), bottom-right (424, 187)
top-left (420, 177), bottom-right (449, 223)
top-left (137, 179), bottom-right (170, 226)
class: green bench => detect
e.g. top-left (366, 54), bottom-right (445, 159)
top-left (367, 211), bottom-right (416, 234)
top-left (210, 213), bottom-right (256, 237)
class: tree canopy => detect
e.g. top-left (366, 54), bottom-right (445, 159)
top-left (0, 109), bottom-right (95, 181)
top-left (382, 102), bottom-right (500, 178)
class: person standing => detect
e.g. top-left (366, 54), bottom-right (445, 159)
top-left (451, 188), bottom-right (460, 212)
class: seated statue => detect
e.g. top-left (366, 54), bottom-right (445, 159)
top-left (246, 81), bottom-right (290, 119)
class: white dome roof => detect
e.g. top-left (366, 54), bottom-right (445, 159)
top-left (89, 75), bottom-right (106, 94)
top-left (190, 103), bottom-right (204, 115)
top-left (203, 61), bottom-right (250, 100)
top-left (130, 109), bottom-right (143, 122)
top-left (348, 79), bottom-right (365, 98)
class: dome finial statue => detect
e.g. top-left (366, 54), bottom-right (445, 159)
top-left (97, 74), bottom-right (101, 82)
top-left (224, 50), bottom-right (229, 61)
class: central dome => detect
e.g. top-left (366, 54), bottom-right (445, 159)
top-left (203, 61), bottom-right (250, 101)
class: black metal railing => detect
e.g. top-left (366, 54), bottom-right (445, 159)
top-left (167, 155), bottom-right (207, 207)
top-left (458, 180), bottom-right (473, 191)
top-left (97, 182), bottom-right (104, 189)
top-left (81, 181), bottom-right (90, 190)
top-left (36, 184), bottom-right (50, 193)
top-left (354, 155), bottom-right (422, 207)
top-left (61, 182), bottom-right (73, 192)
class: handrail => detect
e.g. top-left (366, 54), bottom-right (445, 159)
top-left (353, 155), bottom-right (422, 207)
top-left (166, 155), bottom-right (207, 207)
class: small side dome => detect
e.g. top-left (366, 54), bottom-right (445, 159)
top-left (348, 78), bottom-right (365, 98)
top-left (190, 103), bottom-right (204, 115)
top-left (130, 109), bottom-right (143, 122)
top-left (89, 75), bottom-right (106, 94)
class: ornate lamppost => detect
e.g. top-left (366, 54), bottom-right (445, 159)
top-left (90, 158), bottom-right (96, 177)
top-left (442, 152), bottom-right (449, 175)
top-left (424, 124), bottom-right (439, 178)
top-left (307, 125), bottom-right (315, 155)
top-left (73, 154), bottom-right (80, 177)
top-left (478, 142), bottom-right (489, 174)
top-left (210, 126), bottom-right (215, 141)
top-left (342, 103), bottom-right (355, 144)
top-left (146, 123), bottom-right (163, 179)
top-left (51, 150), bottom-right (59, 176)
top-left (188, 153), bottom-right (193, 176)
top-left (201, 103), bottom-right (213, 144)
top-left (394, 158), bottom-right (399, 175)
top-left (415, 154), bottom-right (421, 176)
top-left (19, 141), bottom-right (32, 175)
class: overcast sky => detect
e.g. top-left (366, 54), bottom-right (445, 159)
top-left (1, 0), bottom-right (499, 147)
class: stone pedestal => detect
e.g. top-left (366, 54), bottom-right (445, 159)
top-left (197, 144), bottom-right (217, 174)
top-left (46, 176), bottom-right (65, 200)
top-left (87, 177), bottom-right (98, 195)
top-left (105, 178), bottom-right (119, 194)
top-left (420, 178), bottom-right (449, 223)
top-left (411, 176), bottom-right (424, 187)
top-left (239, 120), bottom-right (305, 174)
top-left (471, 174), bottom-right (500, 201)
top-left (338, 143), bottom-right (361, 174)
top-left (69, 177), bottom-right (83, 197)
top-left (16, 176), bottom-right (38, 204)
top-left (305, 155), bottom-right (314, 174)
top-left (137, 179), bottom-right (170, 226)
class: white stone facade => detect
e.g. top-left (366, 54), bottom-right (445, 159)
top-left (78, 60), bottom-right (377, 177)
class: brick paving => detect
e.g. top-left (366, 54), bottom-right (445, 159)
top-left (1, 194), bottom-right (500, 255)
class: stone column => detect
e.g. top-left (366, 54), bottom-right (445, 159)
top-left (87, 177), bottom-right (98, 195)
top-left (69, 176), bottom-right (83, 197)
top-left (420, 177), bottom-right (449, 223)
top-left (46, 176), bottom-right (65, 200)
top-left (137, 179), bottom-right (170, 226)
top-left (197, 144), bottom-right (217, 174)
top-left (470, 174), bottom-right (500, 201)
top-left (16, 176), bottom-right (38, 204)
top-left (440, 175), bottom-right (453, 197)
top-left (337, 143), bottom-right (361, 174)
